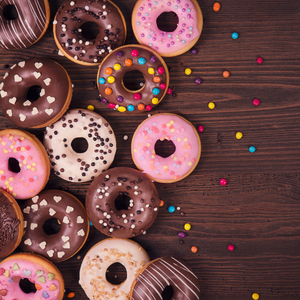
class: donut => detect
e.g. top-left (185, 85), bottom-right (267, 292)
top-left (97, 44), bottom-right (169, 113)
top-left (0, 58), bottom-right (73, 128)
top-left (132, 0), bottom-right (203, 57)
top-left (131, 113), bottom-right (201, 183)
top-left (43, 109), bottom-right (117, 183)
top-left (0, 129), bottom-right (50, 199)
top-left (0, 0), bottom-right (50, 50)
top-left (53, 0), bottom-right (127, 66)
top-left (79, 238), bottom-right (150, 300)
top-left (86, 167), bottom-right (161, 238)
top-left (0, 253), bottom-right (64, 300)
top-left (130, 257), bottom-right (200, 300)
top-left (20, 190), bottom-right (90, 263)
top-left (0, 189), bottom-right (24, 258)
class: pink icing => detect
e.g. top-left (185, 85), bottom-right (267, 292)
top-left (133, 0), bottom-right (200, 55)
top-left (0, 258), bottom-right (61, 300)
top-left (132, 114), bottom-right (200, 181)
top-left (0, 132), bottom-right (48, 199)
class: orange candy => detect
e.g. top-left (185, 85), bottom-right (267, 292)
top-left (213, 2), bottom-right (221, 11)
top-left (223, 71), bottom-right (230, 78)
top-left (138, 103), bottom-right (145, 110)
top-left (35, 283), bottom-right (42, 290)
top-left (125, 59), bottom-right (132, 66)
top-left (159, 200), bottom-right (164, 207)
top-left (153, 76), bottom-right (161, 83)
top-left (67, 292), bottom-right (75, 298)
top-left (105, 87), bottom-right (112, 95)
top-left (191, 246), bottom-right (198, 253)
top-left (105, 67), bottom-right (113, 75)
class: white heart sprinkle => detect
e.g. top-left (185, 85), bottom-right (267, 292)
top-left (40, 88), bottom-right (45, 96)
top-left (18, 61), bottom-right (25, 68)
top-left (0, 90), bottom-right (7, 98)
top-left (53, 196), bottom-right (62, 203)
top-left (49, 208), bottom-right (56, 216)
top-left (30, 223), bottom-right (38, 230)
top-left (24, 221), bottom-right (27, 228)
top-left (77, 229), bottom-right (85, 236)
top-left (76, 216), bottom-right (84, 223)
top-left (47, 250), bottom-right (54, 257)
top-left (14, 74), bottom-right (22, 82)
top-left (23, 206), bottom-right (30, 214)
top-left (31, 204), bottom-right (38, 211)
top-left (9, 97), bottom-right (17, 105)
top-left (39, 241), bottom-right (46, 249)
top-left (35, 62), bottom-right (43, 69)
top-left (45, 108), bottom-right (53, 115)
top-left (23, 100), bottom-right (31, 106)
top-left (43, 78), bottom-right (51, 86)
top-left (24, 238), bottom-right (32, 246)
top-left (62, 235), bottom-right (69, 242)
top-left (58, 50), bottom-right (64, 56)
top-left (31, 195), bottom-right (39, 203)
top-left (40, 199), bottom-right (48, 206)
top-left (66, 206), bottom-right (74, 213)
top-left (31, 107), bottom-right (39, 115)
top-left (57, 251), bottom-right (65, 258)
top-left (63, 216), bottom-right (70, 224)
top-left (63, 242), bottom-right (70, 249)
top-left (0, 82), bottom-right (3, 89)
top-left (6, 109), bottom-right (12, 117)
top-left (19, 113), bottom-right (26, 121)
top-left (33, 71), bottom-right (41, 79)
top-left (47, 96), bottom-right (55, 103)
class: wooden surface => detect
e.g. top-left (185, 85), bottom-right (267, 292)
top-left (1, 0), bottom-right (300, 299)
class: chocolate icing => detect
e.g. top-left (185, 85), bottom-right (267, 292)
top-left (0, 190), bottom-right (21, 258)
top-left (0, 0), bottom-right (49, 50)
top-left (21, 190), bottom-right (89, 263)
top-left (86, 167), bottom-right (161, 238)
top-left (54, 0), bottom-right (126, 65)
top-left (97, 45), bottom-right (169, 113)
top-left (131, 257), bottom-right (200, 300)
top-left (0, 58), bottom-right (72, 128)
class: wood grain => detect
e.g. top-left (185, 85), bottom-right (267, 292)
top-left (1, 0), bottom-right (300, 299)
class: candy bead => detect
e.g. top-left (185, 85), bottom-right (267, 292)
top-left (160, 83), bottom-right (166, 89)
top-left (134, 93), bottom-right (142, 100)
top-left (138, 57), bottom-right (146, 65)
top-left (213, 2), bottom-right (221, 11)
top-left (67, 292), bottom-right (75, 298)
top-left (220, 178), bottom-right (227, 185)
top-left (178, 232), bottom-right (186, 238)
top-left (190, 48), bottom-right (197, 54)
top-left (167, 88), bottom-right (172, 94)
top-left (228, 244), bottom-right (234, 251)
top-left (125, 59), bottom-right (132, 66)
top-left (159, 200), bottom-right (164, 207)
top-left (195, 77), bottom-right (202, 84)
top-left (152, 97), bottom-right (159, 105)
top-left (113, 63), bottom-right (121, 71)
top-left (168, 205), bottom-right (175, 213)
top-left (152, 88), bottom-right (160, 95)
top-left (197, 125), bottom-right (204, 132)
top-left (236, 132), bottom-right (243, 139)
top-left (252, 293), bottom-right (259, 300)
top-left (153, 76), bottom-right (161, 83)
top-left (87, 105), bottom-right (94, 111)
top-left (208, 102), bottom-right (215, 109)
top-left (253, 98), bottom-right (260, 106)
top-left (118, 106), bottom-right (126, 112)
top-left (101, 98), bottom-right (108, 104)
top-left (131, 49), bottom-right (139, 57)
top-left (105, 67), bottom-right (113, 75)
top-left (185, 68), bottom-right (192, 75)
top-left (148, 67), bottom-right (155, 74)
top-left (257, 57), bottom-right (263, 64)
top-left (191, 246), bottom-right (198, 253)
top-left (99, 77), bottom-right (105, 84)
top-left (158, 67), bottom-right (165, 74)
top-left (150, 56), bottom-right (157, 63)
top-left (117, 96), bottom-right (124, 103)
top-left (249, 146), bottom-right (256, 153)
top-left (107, 76), bottom-right (115, 83)
top-left (138, 103), bottom-right (145, 110)
top-left (146, 105), bottom-right (152, 111)
top-left (116, 51), bottom-right (123, 58)
top-left (108, 103), bottom-right (115, 109)
top-left (223, 71), bottom-right (230, 78)
top-left (184, 223), bottom-right (191, 231)
top-left (105, 87), bottom-right (112, 95)
top-left (127, 105), bottom-right (134, 111)
top-left (232, 32), bottom-right (239, 39)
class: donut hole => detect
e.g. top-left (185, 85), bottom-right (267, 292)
top-left (43, 218), bottom-right (61, 235)
top-left (114, 194), bottom-right (132, 211)
top-left (156, 12), bottom-right (178, 32)
top-left (122, 70), bottom-right (145, 92)
top-left (155, 139), bottom-right (176, 158)
top-left (71, 137), bottom-right (89, 153)
top-left (3, 5), bottom-right (18, 21)
top-left (26, 85), bottom-right (42, 102)
top-left (106, 263), bottom-right (127, 285)
top-left (162, 285), bottom-right (174, 300)
top-left (8, 157), bottom-right (21, 173)
top-left (81, 22), bottom-right (100, 40)
top-left (19, 278), bottom-right (37, 294)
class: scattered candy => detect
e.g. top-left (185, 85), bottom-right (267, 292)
top-left (191, 246), bottom-right (198, 253)
top-left (257, 57), bottom-right (263, 64)
top-left (223, 71), bottom-right (230, 78)
top-left (178, 232), bottom-right (186, 238)
top-left (123, 135), bottom-right (128, 140)
top-left (185, 68), bottom-right (192, 75)
top-left (228, 244), bottom-right (234, 251)
top-left (159, 200), bottom-right (164, 207)
top-left (220, 178), bottom-right (227, 186)
top-left (190, 48), bottom-right (197, 55)
top-left (194, 77), bottom-right (202, 84)
top-left (252, 293), bottom-right (259, 300)
top-left (249, 146), bottom-right (256, 153)
top-left (236, 132), bottom-right (243, 139)
top-left (232, 32), bottom-right (239, 39)
top-left (253, 98), bottom-right (260, 106)
top-left (198, 125), bottom-right (204, 132)
top-left (67, 292), bottom-right (76, 298)
top-left (168, 205), bottom-right (176, 213)
top-left (167, 88), bottom-right (173, 94)
top-left (176, 206), bottom-right (181, 210)
top-left (208, 102), bottom-right (215, 109)
top-left (87, 105), bottom-right (94, 111)
top-left (184, 223), bottom-right (191, 231)
top-left (89, 221), bottom-right (93, 226)
top-left (213, 2), bottom-right (221, 11)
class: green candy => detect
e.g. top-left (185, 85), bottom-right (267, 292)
top-left (38, 276), bottom-right (46, 283)
top-left (48, 273), bottom-right (55, 281)
top-left (12, 263), bottom-right (19, 271)
top-left (36, 270), bottom-right (44, 277)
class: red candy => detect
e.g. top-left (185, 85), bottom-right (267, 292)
top-left (257, 57), bottom-right (263, 64)
top-left (158, 67), bottom-right (165, 74)
top-left (197, 125), bottom-right (204, 132)
top-left (167, 88), bottom-right (172, 94)
top-left (108, 103), bottom-right (116, 109)
top-left (220, 178), bottom-right (227, 186)
top-left (160, 83), bottom-right (166, 89)
top-left (146, 105), bottom-right (152, 111)
top-left (228, 244), bottom-right (234, 251)
top-left (253, 98), bottom-right (260, 106)
top-left (131, 49), bottom-right (139, 57)
top-left (134, 93), bottom-right (142, 100)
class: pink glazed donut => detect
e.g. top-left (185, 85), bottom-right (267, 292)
top-left (132, 0), bottom-right (203, 57)
top-left (131, 113), bottom-right (201, 183)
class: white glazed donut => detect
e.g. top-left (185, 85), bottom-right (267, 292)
top-left (43, 109), bottom-right (117, 183)
top-left (79, 238), bottom-right (150, 300)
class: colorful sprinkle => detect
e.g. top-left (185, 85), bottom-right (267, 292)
top-left (148, 67), bottom-right (155, 74)
top-left (158, 67), bottom-right (165, 74)
top-left (105, 67), bottom-right (113, 75)
top-left (185, 68), bottom-right (192, 75)
top-left (236, 132), bottom-right (243, 139)
top-left (191, 246), bottom-right (198, 253)
top-left (117, 96), bottom-right (124, 103)
top-left (232, 32), bottom-right (239, 39)
top-left (252, 293), bottom-right (260, 300)
top-left (134, 93), bottom-right (142, 100)
top-left (12, 263), bottom-right (19, 270)
top-left (213, 2), bottom-right (221, 11)
top-left (257, 57), bottom-right (263, 64)
top-left (152, 97), bottom-right (159, 105)
top-left (167, 88), bottom-right (173, 94)
top-left (178, 232), bottom-right (186, 238)
top-left (116, 51), bottom-right (123, 58)
top-left (184, 223), bottom-right (191, 231)
top-left (168, 205), bottom-right (175, 213)
top-left (249, 146), bottom-right (256, 153)
top-left (138, 57), bottom-right (146, 65)
top-left (197, 125), bottom-right (204, 132)
top-left (208, 102), bottom-right (215, 109)
top-left (87, 105), bottom-right (94, 111)
top-left (228, 244), bottom-right (234, 251)
top-left (127, 105), bottom-right (134, 112)
top-left (220, 178), bottom-right (227, 186)
top-left (190, 48), bottom-right (197, 54)
top-left (146, 105), bottom-right (152, 111)
top-left (67, 292), bottom-right (76, 298)
top-left (105, 88), bottom-right (112, 95)
top-left (131, 49), bottom-right (139, 57)
top-left (118, 106), bottom-right (126, 112)
top-left (125, 59), bottom-right (132, 66)
top-left (194, 77), bottom-right (202, 84)
top-left (152, 88), bottom-right (160, 95)
top-left (107, 76), bottom-right (115, 83)
top-left (42, 291), bottom-right (49, 298)
top-left (159, 200), bottom-right (164, 207)
top-left (113, 63), bottom-right (121, 71)
top-left (223, 71), bottom-right (230, 78)
top-left (253, 98), bottom-right (260, 106)
top-left (99, 77), bottom-right (105, 84)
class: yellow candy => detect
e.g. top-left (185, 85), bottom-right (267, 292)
top-left (118, 106), bottom-right (126, 112)
top-left (114, 63), bottom-right (121, 71)
top-left (148, 67), bottom-right (155, 74)
top-left (208, 102), bottom-right (215, 109)
top-left (87, 105), bottom-right (94, 111)
top-left (252, 293), bottom-right (259, 300)
top-left (236, 132), bottom-right (243, 139)
top-left (184, 223), bottom-right (191, 230)
top-left (152, 97), bottom-right (159, 105)
top-left (185, 68), bottom-right (192, 75)
top-left (107, 76), bottom-right (115, 83)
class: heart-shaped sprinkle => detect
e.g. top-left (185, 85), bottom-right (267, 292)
top-left (6, 109), bottom-right (12, 117)
top-left (63, 242), bottom-right (70, 249)
top-left (18, 61), bottom-right (25, 68)
top-left (47, 250), bottom-right (54, 257)
top-left (45, 108), bottom-right (53, 115)
top-left (62, 235), bottom-right (69, 242)
top-left (76, 216), bottom-right (84, 223)
top-left (23, 270), bottom-right (31, 276)
top-left (4, 270), bottom-right (9, 277)
top-left (38, 276), bottom-right (46, 283)
top-left (33, 72), bottom-right (41, 79)
top-left (31, 204), bottom-right (38, 211)
top-left (35, 62), bottom-right (43, 69)
top-left (24, 238), bottom-right (32, 246)
top-left (12, 263), bottom-right (19, 271)
top-left (53, 196), bottom-right (62, 203)
top-left (49, 208), bottom-right (56, 216)
top-left (43, 78), bottom-right (51, 86)
top-left (47, 96), bottom-right (55, 103)
top-left (30, 223), bottom-right (38, 230)
top-left (0, 90), bottom-right (7, 98)
top-left (58, 50), bottom-right (64, 56)
top-left (57, 251), bottom-right (65, 258)
top-left (14, 74), bottom-right (22, 82)
top-left (9, 97), bottom-right (17, 105)
top-left (48, 273), bottom-right (55, 281)
top-left (31, 107), bottom-right (39, 115)
top-left (35, 283), bottom-right (42, 290)
top-left (12, 276), bottom-right (21, 282)
top-left (39, 241), bottom-right (46, 249)
top-left (49, 284), bottom-right (57, 291)
top-left (36, 270), bottom-right (43, 277)
top-left (66, 206), bottom-right (74, 213)
top-left (23, 100), bottom-right (31, 106)
top-left (42, 291), bottom-right (49, 298)
top-left (77, 229), bottom-right (85, 236)
top-left (19, 113), bottom-right (26, 121)
top-left (40, 88), bottom-right (45, 96)
top-left (23, 206), bottom-right (30, 214)
top-left (31, 195), bottom-right (39, 203)
top-left (0, 288), bottom-right (7, 296)
top-left (63, 216), bottom-right (70, 224)
top-left (40, 199), bottom-right (48, 206)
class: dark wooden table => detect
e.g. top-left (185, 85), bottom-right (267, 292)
top-left (1, 0), bottom-right (300, 299)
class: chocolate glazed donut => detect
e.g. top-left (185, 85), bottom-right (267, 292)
top-left (0, 0), bottom-right (50, 50)
top-left (130, 257), bottom-right (201, 300)
top-left (86, 167), bottom-right (161, 238)
top-left (53, 0), bottom-right (127, 66)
